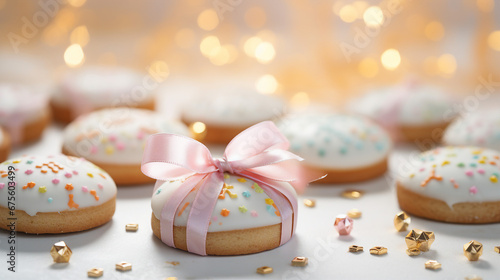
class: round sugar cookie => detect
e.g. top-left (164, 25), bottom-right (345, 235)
top-left (151, 174), bottom-right (296, 255)
top-left (0, 155), bottom-right (117, 233)
top-left (397, 146), bottom-right (500, 223)
top-left (62, 108), bottom-right (190, 185)
top-left (51, 66), bottom-right (156, 123)
top-left (277, 113), bottom-right (392, 183)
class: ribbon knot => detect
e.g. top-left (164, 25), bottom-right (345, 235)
top-left (213, 157), bottom-right (234, 174)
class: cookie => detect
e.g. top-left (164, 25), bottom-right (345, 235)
top-left (62, 108), bottom-right (190, 185)
top-left (0, 155), bottom-right (117, 233)
top-left (181, 87), bottom-right (286, 144)
top-left (349, 82), bottom-right (457, 142)
top-left (0, 128), bottom-right (10, 162)
top-left (443, 110), bottom-right (500, 151)
top-left (51, 66), bottom-right (156, 123)
top-left (0, 84), bottom-right (50, 145)
top-left (396, 146), bottom-right (500, 223)
top-left (277, 113), bottom-right (392, 183)
top-left (151, 174), bottom-right (295, 255)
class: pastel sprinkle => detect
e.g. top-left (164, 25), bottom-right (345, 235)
top-left (26, 160), bottom-right (33, 164)
top-left (339, 147), bottom-right (348, 155)
top-left (90, 146), bottom-right (98, 154)
top-left (25, 169), bottom-right (33, 175)
top-left (90, 190), bottom-right (99, 201)
top-left (116, 142), bottom-right (126, 150)
top-left (12, 160), bottom-right (20, 164)
top-left (48, 197), bottom-right (53, 203)
top-left (457, 163), bottom-right (465, 167)
top-left (419, 168), bottom-right (426, 172)
top-left (98, 183), bottom-right (104, 189)
top-left (254, 184), bottom-right (264, 193)
top-left (108, 134), bottom-right (117, 142)
top-left (242, 191), bottom-right (251, 197)
top-left (465, 170), bottom-right (474, 176)
top-left (212, 216), bottom-right (218, 222)
top-left (65, 183), bottom-right (74, 191)
top-left (87, 173), bottom-right (94, 178)
top-left (238, 206), bottom-right (248, 213)
top-left (318, 149), bottom-right (326, 157)
top-left (265, 198), bottom-right (274, 205)
top-left (156, 189), bottom-right (162, 195)
top-left (250, 210), bottom-right (258, 217)
top-left (64, 172), bottom-right (72, 178)
top-left (105, 146), bottom-right (114, 155)
top-left (73, 170), bottom-right (78, 175)
top-left (81, 186), bottom-right (89, 192)
top-left (441, 161), bottom-right (450, 166)
top-left (491, 176), bottom-right (498, 183)
top-left (38, 186), bottom-right (47, 193)
top-left (470, 163), bottom-right (477, 167)
top-left (469, 186), bottom-right (478, 195)
top-left (23, 182), bottom-right (35, 189)
top-left (0, 183), bottom-right (4, 189)
top-left (52, 178), bottom-right (60, 184)
top-left (409, 174), bottom-right (415, 178)
top-left (477, 169), bottom-right (485, 174)
top-left (220, 208), bottom-right (230, 217)
top-left (237, 178), bottom-right (247, 183)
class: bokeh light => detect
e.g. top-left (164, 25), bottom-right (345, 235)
top-left (254, 42), bottom-right (275, 64)
top-left (437, 53), bottom-right (457, 75)
top-left (488, 30), bottom-right (500, 51)
top-left (363, 6), bottom-right (384, 27)
top-left (380, 49), bottom-right (401, 70)
top-left (64, 44), bottom-right (85, 67)
top-left (358, 58), bottom-right (379, 78)
top-left (424, 21), bottom-right (445, 41)
top-left (70, 25), bottom-right (89, 47)
top-left (255, 74), bottom-right (278, 94)
top-left (197, 9), bottom-right (219, 31)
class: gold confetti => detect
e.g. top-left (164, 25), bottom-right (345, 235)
top-left (465, 275), bottom-right (482, 280)
top-left (494, 246), bottom-right (500, 253)
top-left (341, 190), bottom-right (364, 199)
top-left (464, 240), bottom-right (483, 261)
top-left (116, 262), bottom-right (132, 271)
top-left (347, 208), bottom-right (362, 219)
top-left (257, 266), bottom-right (273, 274)
top-left (369, 246), bottom-right (387, 255)
top-left (50, 241), bottom-right (72, 263)
top-left (125, 224), bottom-right (139, 231)
top-left (291, 257), bottom-right (308, 267)
top-left (424, 260), bottom-right (441, 270)
top-left (406, 248), bottom-right (421, 256)
top-left (405, 229), bottom-right (435, 252)
top-left (349, 245), bottom-right (364, 252)
top-left (394, 211), bottom-right (411, 232)
top-left (87, 268), bottom-right (104, 278)
top-left (303, 199), bottom-right (316, 208)
top-left (166, 261), bottom-right (180, 266)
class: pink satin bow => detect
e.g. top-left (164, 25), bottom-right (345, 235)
top-left (141, 121), bottom-right (320, 255)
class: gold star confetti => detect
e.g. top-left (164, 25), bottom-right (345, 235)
top-left (349, 245), bottom-right (364, 252)
top-left (125, 224), bottom-right (139, 231)
top-left (406, 248), bottom-right (421, 256)
top-left (257, 266), bottom-right (273, 274)
top-left (341, 190), bottom-right (364, 199)
top-left (303, 199), bottom-right (316, 208)
top-left (464, 240), bottom-right (483, 261)
top-left (50, 241), bottom-right (72, 263)
top-left (291, 257), bottom-right (308, 267)
top-left (347, 208), bottom-right (362, 219)
top-left (116, 262), bottom-right (132, 271)
top-left (424, 260), bottom-right (441, 270)
top-left (369, 246), bottom-right (387, 255)
top-left (166, 261), bottom-right (180, 266)
top-left (494, 246), bottom-right (500, 253)
top-left (87, 268), bottom-right (104, 278)
top-left (405, 229), bottom-right (435, 252)
top-left (394, 211), bottom-right (411, 232)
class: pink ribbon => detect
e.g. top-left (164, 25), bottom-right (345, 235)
top-left (141, 121), bottom-right (322, 255)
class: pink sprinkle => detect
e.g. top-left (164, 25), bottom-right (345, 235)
top-left (469, 186), bottom-right (478, 195)
top-left (97, 183), bottom-right (103, 189)
top-left (419, 167), bottom-right (425, 172)
top-left (137, 131), bottom-right (145, 140)
top-left (116, 142), bottom-right (126, 150)
top-left (81, 186), bottom-right (88, 192)
top-left (108, 134), bottom-right (117, 142)
top-left (212, 216), bottom-right (218, 222)
top-left (52, 179), bottom-right (60, 184)
top-left (90, 146), bottom-right (98, 154)
top-left (478, 169), bottom-right (485, 174)
top-left (0, 183), bottom-right (4, 189)
top-left (65, 172), bottom-right (72, 178)
top-left (251, 210), bottom-right (258, 217)
top-left (73, 170), bottom-right (78, 175)
top-left (25, 169), bottom-right (33, 175)
top-left (465, 170), bottom-right (474, 176)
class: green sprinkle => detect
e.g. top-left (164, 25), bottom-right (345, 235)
top-left (238, 206), bottom-right (248, 213)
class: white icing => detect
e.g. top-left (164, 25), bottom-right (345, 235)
top-left (52, 66), bottom-right (154, 107)
top-left (349, 84), bottom-right (457, 126)
top-left (151, 174), bottom-right (296, 232)
top-left (397, 146), bottom-right (500, 207)
top-left (0, 83), bottom-right (49, 125)
top-left (62, 108), bottom-right (190, 164)
top-left (0, 155), bottom-right (117, 216)
top-left (181, 87), bottom-right (286, 127)
top-left (443, 110), bottom-right (500, 152)
top-left (276, 113), bottom-right (392, 169)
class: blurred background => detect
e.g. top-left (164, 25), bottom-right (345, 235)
top-left (0, 0), bottom-right (499, 107)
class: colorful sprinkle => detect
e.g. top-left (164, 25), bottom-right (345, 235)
top-left (220, 208), bottom-right (230, 217)
top-left (23, 182), bottom-right (36, 189)
top-left (116, 142), bottom-right (126, 150)
top-left (108, 134), bottom-right (117, 142)
top-left (469, 186), bottom-right (478, 195)
top-left (65, 184), bottom-right (74, 191)
top-left (0, 183), bottom-right (4, 189)
top-left (237, 178), bottom-right (247, 183)
top-left (81, 186), bottom-right (88, 192)
top-left (242, 191), bottom-right (251, 198)
top-left (25, 169), bottom-right (33, 175)
top-left (67, 194), bottom-right (79, 209)
top-left (238, 206), bottom-right (248, 213)
top-left (48, 197), bottom-right (53, 203)
top-left (26, 160), bottom-right (33, 164)
top-left (250, 210), bottom-right (258, 217)
top-left (12, 160), bottom-right (20, 164)
top-left (73, 170), bottom-right (78, 175)
top-left (254, 183), bottom-right (264, 193)
top-left (441, 161), bottom-right (450, 166)
top-left (265, 198), bottom-right (274, 205)
top-left (52, 178), bottom-right (60, 184)
top-left (318, 149), bottom-right (326, 157)
top-left (465, 170), bottom-right (474, 177)
top-left (223, 173), bottom-right (230, 179)
top-left (89, 190), bottom-right (99, 201)
top-left (457, 163), bottom-right (465, 167)
top-left (421, 169), bottom-right (443, 187)
top-left (491, 176), bottom-right (498, 183)
top-left (64, 172), bottom-right (72, 178)
top-left (87, 173), bottom-right (94, 178)
top-left (105, 146), bottom-right (114, 155)
top-left (90, 146), bottom-right (98, 154)
top-left (38, 186), bottom-right (47, 193)
top-left (339, 147), bottom-right (348, 155)
top-left (477, 169), bottom-right (485, 174)
top-left (450, 178), bottom-right (459, 189)
top-left (470, 163), bottom-right (477, 167)
top-left (155, 189), bottom-right (162, 195)
top-left (177, 202), bottom-right (189, 216)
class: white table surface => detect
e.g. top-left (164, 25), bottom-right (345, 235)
top-left (1, 124), bottom-right (499, 280)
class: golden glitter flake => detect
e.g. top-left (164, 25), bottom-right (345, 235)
top-left (394, 211), bottom-right (411, 232)
top-left (88, 268), bottom-right (104, 278)
top-left (257, 266), bottom-right (273, 274)
top-left (303, 199), bottom-right (316, 208)
top-left (50, 241), bottom-right (72, 263)
top-left (424, 260), bottom-right (441, 270)
top-left (341, 190), bottom-right (364, 199)
top-left (291, 257), bottom-right (308, 267)
top-left (349, 245), bottom-right (364, 252)
top-left (406, 248), bottom-right (421, 256)
top-left (125, 224), bottom-right (139, 231)
top-left (405, 229), bottom-right (435, 252)
top-left (464, 240), bottom-right (483, 261)
top-left (369, 246), bottom-right (387, 255)
top-left (166, 261), bottom-right (180, 266)
top-left (347, 208), bottom-right (362, 219)
top-left (116, 262), bottom-right (132, 271)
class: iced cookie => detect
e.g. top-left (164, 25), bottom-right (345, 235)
top-left (0, 84), bottom-right (50, 145)
top-left (0, 155), bottom-right (117, 233)
top-left (0, 128), bottom-right (10, 162)
top-left (397, 146), bottom-right (500, 223)
top-left (181, 87), bottom-right (286, 144)
top-left (349, 82), bottom-right (457, 142)
top-left (51, 66), bottom-right (156, 123)
top-left (151, 175), bottom-right (296, 255)
top-left (277, 113), bottom-right (392, 183)
top-left (443, 110), bottom-right (500, 151)
top-left (62, 108), bottom-right (190, 185)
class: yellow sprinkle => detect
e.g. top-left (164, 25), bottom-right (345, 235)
top-left (224, 173), bottom-right (230, 179)
top-left (87, 173), bottom-right (94, 178)
top-left (479, 160), bottom-right (486, 164)
top-left (38, 186), bottom-right (47, 193)
top-left (441, 161), bottom-right (450, 166)
top-left (472, 150), bottom-right (482, 155)
top-left (432, 164), bottom-right (437, 168)
top-left (12, 160), bottom-right (21, 164)
top-left (101, 138), bottom-right (108, 144)
top-left (237, 178), bottom-right (247, 183)
top-left (105, 146), bottom-right (114, 155)
top-left (265, 198), bottom-right (274, 205)
top-left (491, 176), bottom-right (498, 183)
top-left (409, 174), bottom-right (415, 178)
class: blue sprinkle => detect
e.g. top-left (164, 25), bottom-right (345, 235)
top-left (339, 147), bottom-right (347, 155)
top-left (156, 189), bottom-right (162, 195)
top-left (26, 160), bottom-right (33, 164)
top-left (266, 205), bottom-right (276, 216)
top-left (355, 142), bottom-right (364, 150)
top-left (375, 142), bottom-right (384, 151)
top-left (242, 191), bottom-right (251, 198)
top-left (473, 155), bottom-right (480, 159)
top-left (470, 163), bottom-right (477, 167)
top-left (318, 149), bottom-right (326, 157)
top-left (307, 140), bottom-right (314, 148)
top-left (48, 197), bottom-right (53, 203)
